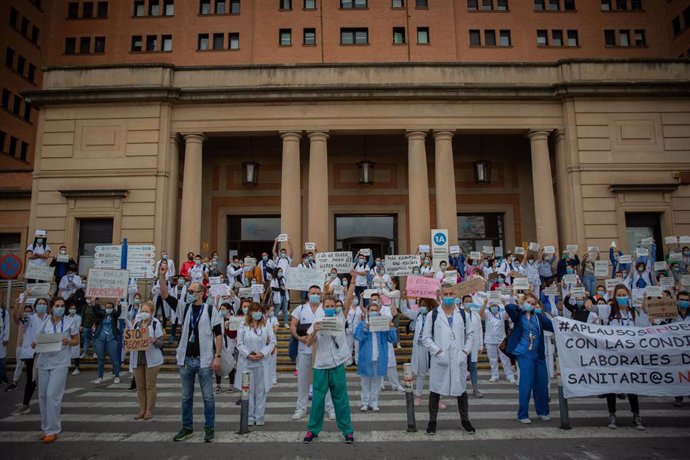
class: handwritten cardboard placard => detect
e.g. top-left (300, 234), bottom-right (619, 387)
top-left (660, 277), bottom-right (676, 289)
top-left (594, 260), bottom-right (609, 278)
top-left (619, 254), bottom-right (632, 264)
top-left (26, 282), bottom-right (51, 297)
top-left (285, 267), bottom-right (325, 291)
top-left (86, 268), bottom-right (130, 299)
top-left (488, 291), bottom-right (502, 304)
top-left (669, 252), bottom-right (682, 262)
top-left (543, 285), bottom-right (559, 297)
top-left (452, 277), bottom-right (485, 298)
top-left (238, 288), bottom-right (253, 298)
top-left (653, 261), bottom-right (668, 272)
top-left (566, 244), bottom-right (578, 253)
top-left (316, 252), bottom-right (354, 274)
top-left (251, 284), bottom-right (264, 295)
top-left (664, 236), bottom-right (678, 245)
top-left (123, 327), bottom-right (150, 352)
top-left (319, 316), bottom-right (345, 336)
top-left (209, 276), bottom-right (222, 286)
top-left (359, 248), bottom-right (371, 256)
top-left (645, 286), bottom-right (662, 298)
top-left (385, 254), bottom-right (421, 277)
top-left (369, 315), bottom-right (390, 332)
top-left (209, 284), bottom-right (229, 298)
top-left (681, 275), bottom-right (690, 288)
top-left (25, 264), bottom-right (55, 282)
top-left (406, 275), bottom-right (441, 300)
top-left (587, 246), bottom-right (600, 253)
top-left (482, 246), bottom-right (494, 255)
top-left (563, 274), bottom-right (578, 285)
top-left (276, 233), bottom-right (288, 242)
top-left (645, 298), bottom-right (678, 322)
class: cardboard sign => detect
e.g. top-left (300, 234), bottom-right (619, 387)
top-left (664, 236), bottom-right (678, 245)
top-left (482, 246), bottom-right (494, 255)
top-left (653, 261), bottom-right (668, 272)
top-left (470, 251), bottom-right (481, 260)
top-left (619, 254), bottom-right (632, 264)
top-left (319, 316), bottom-right (345, 336)
top-left (570, 287), bottom-right (586, 297)
top-left (587, 246), bottom-right (600, 253)
top-left (304, 242), bottom-right (316, 251)
top-left (636, 248), bottom-right (649, 258)
top-left (385, 254), bottom-right (421, 276)
top-left (449, 245), bottom-right (461, 254)
top-left (512, 277), bottom-right (530, 291)
top-left (640, 237), bottom-right (653, 246)
top-left (276, 233), bottom-right (288, 242)
top-left (645, 298), bottom-right (678, 322)
top-left (285, 266), bottom-right (325, 291)
top-left (543, 246), bottom-right (556, 255)
top-left (369, 315), bottom-right (390, 332)
top-left (514, 247), bottom-right (525, 255)
top-left (645, 286), bottom-right (662, 298)
top-left (244, 257), bottom-right (257, 268)
top-left (543, 285), bottom-right (559, 297)
top-left (418, 245), bottom-right (430, 253)
top-left (35, 333), bottom-right (62, 353)
top-left (563, 274), bottom-right (578, 285)
top-left (406, 275), bottom-right (441, 299)
top-left (681, 275), bottom-right (690, 288)
top-left (452, 277), bottom-right (486, 298)
top-left (316, 252), bottom-right (353, 274)
top-left (494, 247), bottom-right (503, 258)
top-left (123, 327), bottom-right (150, 352)
top-left (566, 244), bottom-right (578, 253)
top-left (679, 236), bottom-right (690, 244)
top-left (86, 268), bottom-right (130, 299)
top-left (227, 316), bottom-right (243, 331)
top-left (594, 260), bottom-right (609, 278)
top-left (528, 242), bottom-right (540, 252)
top-left (238, 288), bottom-right (253, 298)
top-left (25, 264), bottom-right (55, 282)
top-left (362, 289), bottom-right (378, 299)
top-left (605, 278), bottom-right (623, 291)
top-left (443, 270), bottom-right (458, 285)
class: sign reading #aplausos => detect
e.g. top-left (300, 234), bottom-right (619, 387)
top-left (86, 268), bottom-right (130, 299)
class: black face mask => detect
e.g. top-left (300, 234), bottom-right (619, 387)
top-left (188, 256), bottom-right (194, 261)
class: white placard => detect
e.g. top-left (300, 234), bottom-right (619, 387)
top-left (664, 236), bottom-right (678, 245)
top-left (488, 291), bottom-right (502, 304)
top-left (369, 315), bottom-right (390, 332)
top-left (563, 274), bottom-right (578, 285)
top-left (543, 285), bottom-right (559, 297)
top-left (679, 236), bottom-right (690, 244)
top-left (86, 268), bottom-right (130, 299)
top-left (566, 244), bottom-right (578, 253)
top-left (594, 260), bottom-right (609, 278)
top-left (384, 254), bottom-right (421, 277)
top-left (362, 289), bottom-right (378, 299)
top-left (449, 245), bottom-right (461, 254)
top-left (660, 277), bottom-right (676, 289)
top-left (316, 252), bottom-right (353, 274)
top-left (482, 246), bottom-right (493, 255)
top-left (25, 264), bottom-right (55, 282)
top-left (443, 270), bottom-right (458, 284)
top-left (238, 288), bottom-right (253, 298)
top-left (513, 278), bottom-right (530, 290)
top-left (227, 316), bottom-right (243, 331)
top-left (285, 266), bottom-right (325, 291)
top-left (209, 276), bottom-right (222, 286)
top-left (528, 242), bottom-right (540, 252)
top-left (494, 247), bottom-right (503, 258)
top-left (276, 233), bottom-right (288, 242)
top-left (304, 242), bottom-right (316, 251)
top-left (209, 284), bottom-right (229, 298)
top-left (587, 246), bottom-right (600, 253)
top-left (669, 252), bottom-right (682, 262)
top-left (653, 261), bottom-right (668, 271)
top-left (319, 316), bottom-right (345, 336)
top-left (605, 278), bottom-right (622, 291)
top-left (619, 254), bottom-right (632, 264)
top-left (640, 237), bottom-right (654, 246)
top-left (470, 251), bottom-right (481, 260)
top-left (543, 246), bottom-right (556, 255)
top-left (636, 248), bottom-right (649, 258)
top-left (26, 282), bottom-right (51, 296)
top-left (514, 247), bottom-right (525, 255)
top-left (244, 257), bottom-right (257, 268)
top-left (359, 248), bottom-right (371, 257)
top-left (680, 275), bottom-right (690, 288)
top-left (56, 254), bottom-right (70, 263)
top-left (645, 286), bottom-right (662, 297)
top-left (35, 333), bottom-right (62, 353)
top-left (418, 245), bottom-right (430, 253)
top-left (570, 286), bottom-right (586, 296)
top-left (251, 284), bottom-right (264, 295)
top-left (553, 316), bottom-right (690, 398)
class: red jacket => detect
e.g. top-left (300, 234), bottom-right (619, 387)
top-left (180, 260), bottom-right (195, 279)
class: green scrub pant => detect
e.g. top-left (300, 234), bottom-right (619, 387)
top-left (307, 364), bottom-right (353, 436)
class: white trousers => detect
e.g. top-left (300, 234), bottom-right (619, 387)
top-left (414, 347), bottom-right (429, 397)
top-left (486, 342), bottom-right (514, 380)
top-left (13, 347), bottom-right (24, 382)
top-left (545, 334), bottom-right (555, 378)
top-left (270, 352), bottom-right (277, 382)
top-left (246, 365), bottom-right (267, 421)
top-left (38, 366), bottom-right (69, 435)
top-left (360, 373), bottom-right (383, 407)
top-left (385, 366), bottom-right (401, 390)
top-left (296, 353), bottom-right (332, 412)
top-left (346, 334), bottom-right (355, 365)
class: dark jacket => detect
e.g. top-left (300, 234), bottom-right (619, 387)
top-left (563, 295), bottom-right (595, 323)
top-left (556, 255), bottom-right (580, 282)
top-left (504, 303), bottom-right (554, 361)
top-left (94, 304), bottom-right (122, 338)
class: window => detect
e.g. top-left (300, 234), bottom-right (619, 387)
top-left (94, 36), bottom-right (106, 53)
top-left (280, 0), bottom-right (292, 9)
top-left (481, 0), bottom-right (492, 11)
top-left (97, 1), bottom-right (108, 17)
top-left (673, 17), bottom-right (681, 36)
top-left (279, 29), bottom-right (292, 46)
top-left (134, 1), bottom-right (145, 16)
top-left (229, 32), bottom-right (239, 49)
top-left (334, 214), bottom-right (398, 254)
top-left (215, 0), bottom-right (225, 14)
top-left (499, 29), bottom-right (511, 46)
top-left (604, 29), bottom-right (615, 46)
top-left (634, 29), bottom-right (645, 46)
top-left (78, 218), bottom-right (114, 274)
top-left (548, 0), bottom-right (559, 10)
top-left (65, 37), bottom-right (76, 54)
top-left (619, 29), bottom-right (630, 46)
top-left (213, 33), bottom-right (224, 49)
top-left (469, 29), bottom-right (481, 45)
top-left (9, 137), bottom-right (17, 156)
top-left (131, 35), bottom-right (143, 51)
top-left (341, 0), bottom-right (367, 8)
top-left (468, 0), bottom-right (478, 10)
top-left (552, 30), bottom-right (563, 46)
top-left (393, 27), bottom-right (406, 44)
top-left (5, 47), bottom-right (15, 67)
top-left (150, 0), bottom-right (160, 15)
top-left (13, 96), bottom-right (21, 115)
top-left (484, 29), bottom-right (496, 46)
top-left (615, 0), bottom-right (626, 10)
top-left (68, 3), bottom-right (79, 18)
top-left (630, 0), bottom-right (641, 10)
top-left (600, 0), bottom-right (610, 10)
top-left (83, 2), bottom-right (94, 18)
top-left (146, 35), bottom-right (157, 51)
top-left (23, 104), bottom-right (31, 122)
top-left (458, 213), bottom-right (505, 255)
top-left (534, 0), bottom-right (544, 11)
top-left (20, 141), bottom-right (28, 161)
top-left (0, 233), bottom-right (22, 258)
top-left (79, 37), bottom-right (91, 54)
top-left (564, 0), bottom-right (575, 10)
top-left (392, 0), bottom-right (404, 7)
top-left (31, 26), bottom-right (40, 44)
top-left (0, 130), bottom-right (5, 152)
top-left (230, 0), bottom-right (240, 13)
top-left (28, 64), bottom-right (36, 83)
top-left (198, 34), bottom-right (209, 50)
top-left (164, 0), bottom-right (175, 15)
top-left (416, 0), bottom-right (428, 8)
top-left (537, 29), bottom-right (548, 46)
top-left (497, 0), bottom-right (508, 11)
top-left (685, 8), bottom-right (690, 29)
top-left (200, 0), bottom-right (211, 14)
top-left (16, 55), bottom-right (25, 76)
top-left (303, 28), bottom-right (316, 45)
top-left (162, 34), bottom-right (172, 51)
top-left (417, 27), bottom-right (429, 44)
top-left (9, 7), bottom-right (18, 27)
top-left (1, 89), bottom-right (9, 108)
top-left (305, 0), bottom-right (317, 9)
top-left (567, 29), bottom-right (578, 46)
top-left (20, 17), bottom-right (29, 36)
top-left (340, 28), bottom-right (368, 45)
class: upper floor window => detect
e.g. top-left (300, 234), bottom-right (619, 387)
top-left (341, 0), bottom-right (367, 8)
top-left (340, 28), bottom-right (369, 45)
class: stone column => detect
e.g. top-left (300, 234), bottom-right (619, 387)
top-left (179, 133), bottom-right (206, 257)
top-left (554, 130), bottom-right (574, 246)
top-left (280, 132), bottom-right (302, 252)
top-left (433, 130), bottom-right (458, 245)
top-left (407, 130), bottom-right (431, 252)
top-left (168, 134), bottom-right (180, 261)
top-left (527, 130), bottom-right (559, 249)
top-left (307, 131), bottom-right (329, 251)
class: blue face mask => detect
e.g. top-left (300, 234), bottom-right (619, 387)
top-left (678, 300), bottom-right (689, 310)
top-left (186, 293), bottom-right (197, 303)
top-left (489, 306), bottom-right (499, 314)
top-left (52, 307), bottom-right (65, 317)
top-left (576, 300), bottom-right (584, 307)
top-left (36, 304), bottom-right (47, 314)
top-left (419, 307), bottom-right (428, 315)
top-left (534, 307), bottom-right (543, 314)
top-left (251, 311), bottom-right (263, 321)
top-left (324, 308), bottom-right (336, 317)
top-left (522, 303), bottom-right (534, 312)
top-left (566, 268), bottom-right (574, 274)
top-left (616, 296), bottom-right (629, 306)
top-left (442, 297), bottom-right (454, 306)
top-left (369, 312), bottom-right (380, 318)
top-left (309, 294), bottom-right (320, 304)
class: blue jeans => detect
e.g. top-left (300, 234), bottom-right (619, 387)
top-left (467, 359), bottom-right (478, 387)
top-left (116, 319), bottom-right (125, 363)
top-left (582, 273), bottom-right (596, 298)
top-left (179, 357), bottom-right (215, 429)
top-left (81, 327), bottom-right (94, 355)
top-left (275, 294), bottom-right (289, 324)
top-left (516, 356), bottom-right (549, 420)
top-left (95, 338), bottom-right (120, 378)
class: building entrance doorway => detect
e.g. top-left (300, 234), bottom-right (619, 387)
top-left (335, 214), bottom-right (397, 258)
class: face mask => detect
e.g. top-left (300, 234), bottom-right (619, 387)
top-left (679, 300), bottom-right (690, 310)
top-left (162, 255), bottom-right (168, 260)
top-left (69, 308), bottom-right (77, 316)
top-left (335, 307), bottom-right (342, 315)
top-left (52, 307), bottom-right (65, 317)
top-left (36, 238), bottom-right (44, 244)
top-left (616, 296), bottom-right (629, 306)
top-left (637, 266), bottom-right (644, 273)
top-left (576, 300), bottom-right (584, 307)
top-left (369, 312), bottom-right (380, 318)
top-left (424, 259), bottom-right (431, 265)
top-left (528, 260), bottom-right (535, 265)
top-left (60, 250), bottom-right (67, 255)
top-left (140, 312), bottom-right (151, 321)
top-left (522, 303), bottom-right (534, 312)
top-left (343, 280), bottom-right (348, 287)
top-left (105, 308), bottom-right (114, 314)
top-left (277, 272), bottom-right (283, 277)
top-left (309, 294), bottom-right (320, 304)
top-left (534, 307), bottom-right (543, 314)
top-left (419, 307), bottom-right (428, 315)
top-left (324, 308), bottom-right (336, 317)
top-left (177, 280), bottom-right (185, 286)
top-left (597, 290), bottom-right (605, 297)
top-left (442, 296), bottom-right (454, 306)
top-left (684, 251), bottom-right (690, 256)
top-left (195, 260), bottom-right (201, 266)
top-left (497, 278), bottom-right (504, 284)
top-left (262, 256), bottom-right (268, 261)
top-left (358, 258), bottom-right (365, 264)
top-left (134, 299), bottom-right (141, 306)
top-left (281, 252), bottom-right (287, 258)
top-left (188, 255), bottom-right (194, 261)
top-left (376, 261), bottom-right (382, 266)
top-left (251, 311), bottom-right (263, 321)
top-left (489, 306), bottom-right (499, 314)
top-left (36, 304), bottom-right (47, 314)
top-left (242, 306), bottom-right (249, 315)
top-left (566, 268), bottom-right (574, 274)
top-left (186, 293), bottom-right (197, 303)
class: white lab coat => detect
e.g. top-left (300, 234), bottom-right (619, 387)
top-left (58, 274), bottom-right (83, 299)
top-left (235, 323), bottom-right (276, 393)
top-left (69, 314), bottom-right (82, 359)
top-left (0, 307), bottom-right (10, 359)
top-left (466, 310), bottom-right (483, 362)
top-left (421, 308), bottom-right (475, 397)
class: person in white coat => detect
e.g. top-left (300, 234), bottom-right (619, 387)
top-left (421, 283), bottom-right (476, 435)
top-left (67, 304), bottom-right (82, 376)
top-left (57, 266), bottom-right (82, 300)
top-left (155, 250), bottom-right (176, 280)
top-left (372, 293), bottom-right (403, 392)
top-left (479, 300), bottom-right (515, 383)
top-left (236, 302), bottom-right (276, 426)
top-left (0, 303), bottom-right (10, 385)
top-left (461, 295), bottom-right (484, 398)
top-left (130, 301), bottom-right (164, 420)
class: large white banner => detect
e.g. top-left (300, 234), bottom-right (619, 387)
top-left (285, 267), bottom-right (325, 291)
top-left (553, 316), bottom-right (690, 398)
top-left (316, 252), bottom-right (353, 273)
top-left (384, 254), bottom-right (421, 277)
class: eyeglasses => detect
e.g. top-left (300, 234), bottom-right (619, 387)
top-left (187, 290), bottom-right (202, 294)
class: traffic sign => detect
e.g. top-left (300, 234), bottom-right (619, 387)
top-left (0, 254), bottom-right (23, 279)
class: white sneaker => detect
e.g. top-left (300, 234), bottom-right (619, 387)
top-left (328, 410), bottom-right (336, 420)
top-left (113, 377), bottom-right (121, 384)
top-left (507, 377), bottom-right (517, 384)
top-left (371, 406), bottom-right (380, 412)
top-left (292, 410), bottom-right (305, 420)
top-left (79, 353), bottom-right (86, 358)
top-left (518, 418), bottom-right (532, 424)
top-left (360, 405), bottom-right (368, 412)
top-left (488, 377), bottom-right (498, 383)
top-left (72, 368), bottom-right (80, 376)
top-left (94, 378), bottom-right (103, 385)
top-left (92, 353), bottom-right (97, 358)
top-left (540, 415), bottom-right (551, 421)
top-left (272, 378), bottom-right (278, 385)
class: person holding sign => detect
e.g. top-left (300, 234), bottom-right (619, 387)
top-left (523, 250), bottom-right (543, 298)
top-left (57, 263), bottom-right (81, 300)
top-left (479, 300), bottom-right (515, 384)
top-left (504, 293), bottom-right (554, 424)
top-left (25, 230), bottom-right (52, 273)
top-left (354, 302), bottom-right (397, 412)
top-left (421, 284), bottom-right (476, 435)
top-left (50, 245), bottom-right (77, 296)
top-left (93, 301), bottom-right (122, 385)
top-left (608, 242), bottom-right (630, 280)
top-left (270, 267), bottom-right (290, 328)
top-left (130, 301), bottom-right (164, 421)
top-left (236, 302), bottom-right (277, 426)
top-left (33, 297), bottom-right (79, 443)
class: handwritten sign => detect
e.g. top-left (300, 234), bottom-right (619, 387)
top-left (369, 315), bottom-right (390, 332)
top-left (587, 246), bottom-right (600, 253)
top-left (316, 252), bottom-right (353, 273)
top-left (452, 277), bottom-right (485, 298)
top-left (25, 264), bottom-right (55, 282)
top-left (660, 277), bottom-right (675, 289)
top-left (449, 245), bottom-right (461, 254)
top-left (640, 237), bottom-right (653, 246)
top-left (385, 254), bottom-right (421, 276)
top-left (470, 251), bottom-right (481, 260)
top-left (482, 246), bottom-right (494, 255)
top-left (488, 291), bottom-right (503, 304)
top-left (570, 287), bottom-right (586, 297)
top-left (276, 233), bottom-right (288, 242)
top-left (653, 261), bottom-right (668, 272)
top-left (86, 268), bottom-right (130, 299)
top-left (209, 276), bottom-right (222, 285)
top-left (227, 316), bottom-right (243, 331)
top-left (636, 248), bottom-right (649, 258)
top-left (605, 278), bottom-right (622, 291)
top-left (238, 287), bottom-right (253, 298)
top-left (645, 286), bottom-right (662, 298)
top-left (645, 298), bottom-right (677, 322)
top-left (304, 242), bottom-right (316, 251)
top-left (285, 266), bottom-right (325, 291)
top-left (406, 275), bottom-right (440, 300)
top-left (513, 277), bottom-right (530, 291)
top-left (679, 236), bottom-right (690, 244)
top-left (319, 316), bottom-right (345, 336)
top-left (669, 252), bottom-right (682, 262)
top-left (528, 242), bottom-right (540, 252)
top-left (619, 254), bottom-right (632, 264)
top-left (494, 247), bottom-right (503, 258)
top-left (363, 289), bottom-right (378, 299)
top-left (594, 260), bottom-right (609, 278)
top-left (251, 284), bottom-right (264, 295)
top-left (543, 246), bottom-right (556, 255)
top-left (123, 327), bottom-right (150, 352)
top-left (443, 270), bottom-right (458, 285)
top-left (664, 236), bottom-right (678, 245)
top-left (563, 274), bottom-right (578, 285)
top-left (26, 282), bottom-right (51, 297)
top-left (566, 244), bottom-right (578, 253)
top-left (543, 285), bottom-right (559, 297)
top-left (418, 245), bottom-right (430, 253)
top-left (210, 283), bottom-right (229, 298)
top-left (681, 275), bottom-right (690, 288)
top-left (56, 254), bottom-right (70, 263)
top-left (514, 247), bottom-right (525, 255)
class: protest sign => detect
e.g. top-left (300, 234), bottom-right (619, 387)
top-left (512, 277), bottom-right (530, 291)
top-left (209, 276), bottom-right (222, 286)
top-left (86, 268), bottom-right (130, 299)
top-left (369, 316), bottom-right (390, 332)
top-left (644, 286), bottom-right (662, 298)
top-left (418, 245), bottom-right (430, 253)
top-left (363, 289), bottom-right (378, 299)
top-left (358, 248), bottom-right (371, 257)
top-left (528, 242), bottom-right (540, 252)
top-left (123, 327), bottom-right (150, 352)
top-left (453, 277), bottom-right (485, 298)
top-left (251, 284), bottom-right (264, 295)
top-left (443, 270), bottom-right (458, 285)
top-left (660, 277), bottom-right (675, 289)
top-left (494, 247), bottom-right (503, 258)
top-left (543, 246), bottom-right (556, 255)
top-left (26, 282), bottom-right (51, 297)
top-left (209, 283), bottom-right (229, 298)
top-left (488, 291), bottom-right (502, 304)
top-left (238, 288), bottom-right (253, 298)
top-left (285, 267), bottom-right (325, 291)
top-left (653, 261), bottom-right (668, 272)
top-left (406, 275), bottom-right (440, 299)
top-left (566, 244), bottom-right (578, 253)
top-left (543, 285), bottom-right (559, 297)
top-left (636, 248), bottom-right (649, 258)
top-left (619, 254), bottom-right (632, 264)
top-left (470, 251), bottom-right (481, 260)
top-left (482, 246), bottom-right (493, 255)
top-left (587, 246), bottom-right (600, 253)
top-left (25, 264), bottom-right (54, 282)
top-left (594, 261), bottom-right (609, 278)
top-left (35, 333), bottom-right (62, 353)
top-left (563, 274), bottom-right (578, 285)
top-left (499, 286), bottom-right (512, 296)
top-left (682, 275), bottom-right (690, 288)
top-left (605, 278), bottom-right (623, 291)
top-left (640, 237), bottom-right (654, 246)
top-left (319, 317), bottom-right (345, 336)
top-left (385, 254), bottom-right (420, 277)
top-left (316, 252), bottom-right (353, 273)
top-left (449, 245), bottom-right (460, 254)
top-left (553, 316), bottom-right (690, 398)
top-left (304, 242), bottom-right (316, 251)
top-left (669, 252), bottom-right (682, 262)
top-left (56, 254), bottom-right (70, 263)
top-left (514, 247), bottom-right (525, 255)
top-left (664, 236), bottom-right (678, 245)
top-left (645, 298), bottom-right (678, 322)
top-left (276, 233), bottom-right (288, 242)
top-left (679, 235), bottom-right (690, 244)
top-left (570, 287), bottom-right (586, 297)
top-left (227, 316), bottom-right (243, 331)
top-left (244, 257), bottom-right (257, 268)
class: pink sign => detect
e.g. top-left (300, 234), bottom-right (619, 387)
top-left (406, 275), bottom-right (441, 300)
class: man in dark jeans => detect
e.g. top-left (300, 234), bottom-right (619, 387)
top-left (80, 298), bottom-right (97, 358)
top-left (159, 264), bottom-right (222, 443)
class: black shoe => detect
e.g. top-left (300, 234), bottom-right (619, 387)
top-left (4, 383), bottom-right (17, 392)
top-left (426, 421), bottom-right (437, 435)
top-left (173, 427), bottom-right (193, 442)
top-left (129, 380), bottom-right (136, 391)
top-left (461, 420), bottom-right (476, 434)
top-left (344, 433), bottom-right (354, 444)
top-left (204, 427), bottom-right (214, 442)
top-left (303, 431), bottom-right (317, 444)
